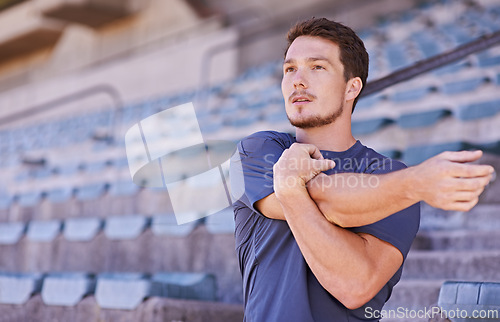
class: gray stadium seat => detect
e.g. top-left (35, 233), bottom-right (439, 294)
top-left (63, 217), bottom-right (103, 242)
top-left (438, 281), bottom-right (500, 321)
top-left (0, 221), bottom-right (26, 244)
top-left (41, 272), bottom-right (96, 306)
top-left (152, 272), bottom-right (217, 301)
top-left (351, 117), bottom-right (393, 135)
top-left (95, 273), bottom-right (153, 310)
top-left (26, 219), bottom-right (62, 242)
top-left (205, 207), bottom-right (235, 234)
top-left (0, 272), bottom-right (43, 304)
top-left (151, 214), bottom-right (196, 236)
top-left (104, 215), bottom-right (150, 240)
top-left (397, 108), bottom-right (451, 128)
top-left (457, 99), bottom-right (500, 121)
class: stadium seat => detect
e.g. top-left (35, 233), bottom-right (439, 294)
top-left (0, 221), bottom-right (26, 244)
top-left (397, 108), bottom-right (451, 128)
top-left (75, 182), bottom-right (108, 201)
top-left (457, 99), bottom-right (500, 121)
top-left (46, 187), bottom-right (73, 203)
top-left (403, 141), bottom-right (472, 166)
top-left (351, 117), bottom-right (393, 135)
top-left (0, 193), bottom-right (13, 210)
top-left (63, 217), bottom-right (103, 242)
top-left (151, 213), bottom-right (196, 236)
top-left (103, 215), bottom-right (150, 240)
top-left (41, 272), bottom-right (96, 306)
top-left (477, 52), bottom-right (500, 68)
top-left (438, 281), bottom-right (500, 321)
top-left (391, 86), bottom-right (431, 102)
top-left (108, 180), bottom-right (140, 197)
top-left (152, 272), bottom-right (217, 301)
top-left (442, 77), bottom-right (486, 94)
top-left (26, 219), bottom-right (62, 242)
top-left (0, 272), bottom-right (43, 304)
top-left (17, 191), bottom-right (42, 207)
top-left (205, 207), bottom-right (235, 234)
top-left (95, 273), bottom-right (153, 310)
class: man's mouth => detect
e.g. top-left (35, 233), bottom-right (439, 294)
top-left (291, 95), bottom-right (313, 104)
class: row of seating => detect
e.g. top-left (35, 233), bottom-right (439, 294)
top-left (0, 208), bottom-right (235, 244)
top-left (0, 271), bottom-right (216, 309)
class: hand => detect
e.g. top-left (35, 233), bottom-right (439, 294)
top-left (409, 150), bottom-right (495, 211)
top-left (273, 143), bottom-right (335, 198)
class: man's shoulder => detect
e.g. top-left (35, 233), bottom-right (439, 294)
top-left (238, 131), bottom-right (295, 155)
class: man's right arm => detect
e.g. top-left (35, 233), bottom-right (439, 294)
top-left (256, 148), bottom-right (494, 227)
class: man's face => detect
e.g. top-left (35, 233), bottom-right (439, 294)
top-left (282, 36), bottom-right (348, 129)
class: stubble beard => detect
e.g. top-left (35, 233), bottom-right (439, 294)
top-left (287, 101), bottom-right (344, 129)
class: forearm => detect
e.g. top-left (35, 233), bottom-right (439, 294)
top-left (307, 168), bottom-right (418, 227)
top-left (275, 187), bottom-right (400, 309)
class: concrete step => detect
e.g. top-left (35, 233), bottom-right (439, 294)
top-left (0, 225), bottom-right (242, 304)
top-left (382, 279), bottom-right (445, 322)
top-left (412, 229), bottom-right (500, 251)
top-left (420, 203), bottom-right (500, 231)
top-left (0, 294), bottom-right (243, 322)
top-left (402, 250), bottom-right (500, 280)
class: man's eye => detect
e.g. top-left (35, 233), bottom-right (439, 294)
top-left (284, 67), bottom-right (295, 73)
top-left (313, 65), bottom-right (325, 70)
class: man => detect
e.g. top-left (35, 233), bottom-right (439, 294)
top-left (230, 18), bottom-right (494, 321)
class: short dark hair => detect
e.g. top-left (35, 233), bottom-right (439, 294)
top-left (284, 18), bottom-right (369, 112)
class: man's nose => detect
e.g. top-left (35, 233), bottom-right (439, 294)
top-left (293, 70), bottom-right (308, 88)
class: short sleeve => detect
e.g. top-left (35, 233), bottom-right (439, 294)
top-left (229, 131), bottom-right (293, 213)
top-left (349, 159), bottom-right (421, 260)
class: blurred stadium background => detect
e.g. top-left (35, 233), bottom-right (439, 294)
top-left (0, 0), bottom-right (499, 321)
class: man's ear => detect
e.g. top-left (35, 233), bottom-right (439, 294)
top-left (345, 77), bottom-right (363, 102)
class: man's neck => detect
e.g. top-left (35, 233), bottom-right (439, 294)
top-left (295, 119), bottom-right (356, 152)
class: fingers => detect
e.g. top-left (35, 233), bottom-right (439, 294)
top-left (440, 150), bottom-right (483, 163)
top-left (311, 159), bottom-right (336, 173)
top-left (290, 143), bottom-right (324, 160)
top-left (454, 175), bottom-right (493, 191)
top-left (450, 163), bottom-right (495, 178)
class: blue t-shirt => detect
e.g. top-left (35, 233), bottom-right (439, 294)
top-left (230, 131), bottom-right (420, 322)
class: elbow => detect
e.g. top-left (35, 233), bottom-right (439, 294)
top-left (326, 278), bottom-right (377, 310)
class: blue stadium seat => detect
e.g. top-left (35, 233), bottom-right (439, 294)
top-left (46, 186), bottom-right (73, 203)
top-left (403, 142), bottom-right (472, 166)
top-left (152, 272), bottom-right (217, 301)
top-left (63, 217), bottom-right (103, 242)
top-left (457, 99), bottom-right (500, 121)
top-left (75, 182), bottom-right (108, 201)
top-left (442, 77), bottom-right (486, 94)
top-left (26, 220), bottom-right (62, 242)
top-left (397, 108), bottom-right (451, 128)
top-left (265, 109), bottom-right (288, 123)
top-left (205, 207), bottom-right (235, 234)
top-left (0, 193), bottom-right (12, 210)
top-left (0, 221), bottom-right (26, 244)
top-left (385, 43), bottom-right (409, 70)
top-left (108, 180), bottom-right (140, 196)
top-left (95, 273), bottom-right (152, 310)
top-left (351, 117), bottom-right (393, 135)
top-left (151, 214), bottom-right (196, 236)
top-left (391, 86), bottom-right (431, 102)
top-left (438, 281), bottom-right (500, 321)
top-left (104, 215), bottom-right (150, 240)
top-left (411, 31), bottom-right (441, 58)
top-left (41, 272), bottom-right (96, 306)
top-left (53, 161), bottom-right (81, 176)
top-left (477, 52), bottom-right (500, 68)
top-left (0, 272), bottom-right (43, 304)
top-left (17, 191), bottom-right (42, 207)
top-left (433, 60), bottom-right (469, 75)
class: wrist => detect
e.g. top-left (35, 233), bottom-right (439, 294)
top-left (402, 166), bottom-right (422, 203)
top-left (274, 175), bottom-right (308, 200)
